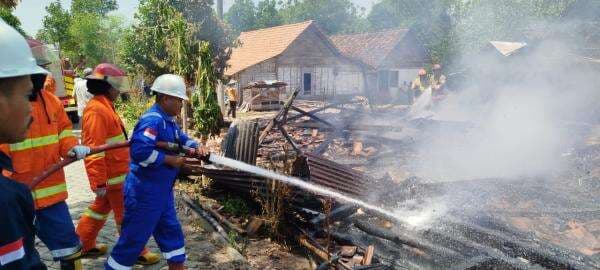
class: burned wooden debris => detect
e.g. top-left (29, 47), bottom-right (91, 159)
top-left (179, 93), bottom-right (600, 269)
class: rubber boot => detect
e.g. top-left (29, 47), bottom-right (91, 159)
top-left (59, 251), bottom-right (83, 270)
top-left (136, 250), bottom-right (160, 265)
top-left (81, 243), bottom-right (108, 257)
top-left (168, 262), bottom-right (185, 270)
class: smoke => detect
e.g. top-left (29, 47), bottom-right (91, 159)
top-left (379, 22), bottom-right (600, 229)
top-left (413, 39), bottom-right (599, 182)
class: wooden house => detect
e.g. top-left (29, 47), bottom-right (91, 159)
top-left (330, 28), bottom-right (431, 101)
top-left (225, 21), bottom-right (365, 101)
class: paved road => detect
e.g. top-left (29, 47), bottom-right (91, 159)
top-left (36, 127), bottom-right (249, 269)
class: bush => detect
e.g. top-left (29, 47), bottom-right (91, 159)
top-left (115, 91), bottom-right (150, 130)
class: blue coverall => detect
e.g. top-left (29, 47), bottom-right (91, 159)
top-left (106, 104), bottom-right (198, 269)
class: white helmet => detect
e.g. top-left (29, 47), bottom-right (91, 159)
top-left (151, 74), bottom-right (188, 100)
top-left (0, 19), bottom-right (48, 78)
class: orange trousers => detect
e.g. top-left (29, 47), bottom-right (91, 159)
top-left (76, 188), bottom-right (125, 251)
top-left (76, 189), bottom-right (150, 255)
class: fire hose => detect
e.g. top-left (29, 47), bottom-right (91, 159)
top-left (29, 141), bottom-right (207, 189)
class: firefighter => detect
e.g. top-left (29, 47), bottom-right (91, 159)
top-left (75, 64), bottom-right (160, 265)
top-left (226, 80), bottom-right (238, 118)
top-left (411, 68), bottom-right (431, 100)
top-left (431, 64), bottom-right (446, 93)
top-left (0, 24), bottom-right (91, 270)
top-left (0, 18), bottom-right (49, 270)
top-left (106, 74), bottom-right (208, 270)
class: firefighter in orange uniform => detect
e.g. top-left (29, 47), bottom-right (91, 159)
top-left (0, 44), bottom-right (91, 269)
top-left (43, 73), bottom-right (57, 95)
top-left (75, 63), bottom-right (160, 265)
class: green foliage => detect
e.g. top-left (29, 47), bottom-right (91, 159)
top-left (366, 0), bottom-right (579, 65)
top-left (38, 1), bottom-right (72, 46)
top-left (119, 0), bottom-right (187, 79)
top-left (220, 195), bottom-right (250, 217)
top-left (279, 0), bottom-right (366, 34)
top-left (37, 0), bottom-right (124, 68)
top-left (255, 0), bottom-right (282, 29)
top-left (191, 41), bottom-right (223, 137)
top-left (115, 92), bottom-right (150, 130)
top-left (0, 0), bottom-right (19, 9)
top-left (71, 0), bottom-right (117, 16)
top-left (225, 0), bottom-right (256, 34)
top-left (0, 6), bottom-right (25, 36)
top-left (169, 0), bottom-right (235, 75)
top-left (120, 0), bottom-right (234, 80)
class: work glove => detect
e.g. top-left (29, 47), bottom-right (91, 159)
top-left (94, 187), bottom-right (107, 198)
top-left (68, 145), bottom-right (91, 160)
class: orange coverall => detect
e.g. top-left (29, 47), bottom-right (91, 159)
top-left (76, 95), bottom-right (130, 251)
top-left (0, 89), bottom-right (77, 208)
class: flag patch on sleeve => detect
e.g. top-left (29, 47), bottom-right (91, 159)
top-left (0, 238), bottom-right (25, 266)
top-left (143, 128), bottom-right (157, 140)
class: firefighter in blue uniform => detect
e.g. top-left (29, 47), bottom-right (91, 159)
top-left (106, 74), bottom-right (207, 270)
top-left (0, 19), bottom-right (50, 270)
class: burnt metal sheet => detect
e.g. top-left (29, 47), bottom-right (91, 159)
top-left (299, 152), bottom-right (370, 197)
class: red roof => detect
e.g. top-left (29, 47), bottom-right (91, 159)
top-left (330, 28), bottom-right (410, 69)
top-left (225, 21), bottom-right (314, 76)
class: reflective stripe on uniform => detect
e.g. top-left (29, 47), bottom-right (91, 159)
top-left (139, 150), bottom-right (159, 167)
top-left (83, 208), bottom-right (109, 221)
top-left (107, 256), bottom-right (131, 270)
top-left (58, 129), bottom-right (76, 140)
top-left (107, 134), bottom-right (126, 144)
top-left (107, 174), bottom-right (126, 185)
top-left (183, 140), bottom-right (196, 150)
top-left (141, 112), bottom-right (162, 119)
top-left (50, 245), bottom-right (81, 259)
top-left (32, 183), bottom-right (67, 199)
top-left (88, 152), bottom-right (105, 158)
top-left (162, 247), bottom-right (185, 260)
top-left (9, 134), bottom-right (58, 152)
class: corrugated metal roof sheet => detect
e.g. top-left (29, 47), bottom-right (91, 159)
top-left (489, 41), bottom-right (528, 56)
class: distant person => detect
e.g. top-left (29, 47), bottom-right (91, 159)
top-left (411, 68), bottom-right (431, 101)
top-left (0, 19), bottom-right (65, 270)
top-left (74, 67), bottom-right (93, 118)
top-left (226, 80), bottom-right (238, 118)
top-left (431, 64), bottom-right (447, 94)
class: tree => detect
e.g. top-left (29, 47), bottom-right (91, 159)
top-left (67, 14), bottom-right (125, 66)
top-left (167, 0), bottom-right (236, 75)
top-left (120, 0), bottom-right (209, 81)
top-left (71, 0), bottom-right (117, 16)
top-left (191, 41), bottom-right (223, 136)
top-left (37, 0), bottom-right (125, 68)
top-left (224, 0), bottom-right (256, 34)
top-left (0, 7), bottom-right (26, 35)
top-left (0, 0), bottom-right (19, 9)
top-left (38, 1), bottom-right (72, 47)
top-left (279, 0), bottom-right (365, 34)
top-left (255, 0), bottom-right (282, 29)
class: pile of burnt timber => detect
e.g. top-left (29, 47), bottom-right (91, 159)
top-left (180, 91), bottom-right (600, 269)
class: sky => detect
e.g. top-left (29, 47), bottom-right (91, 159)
top-left (14, 0), bottom-right (378, 36)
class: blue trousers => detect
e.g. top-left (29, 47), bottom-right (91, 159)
top-left (36, 201), bottom-right (81, 260)
top-left (106, 175), bottom-right (185, 269)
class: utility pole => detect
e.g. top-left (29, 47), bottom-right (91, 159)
top-left (217, 0), bottom-right (223, 20)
